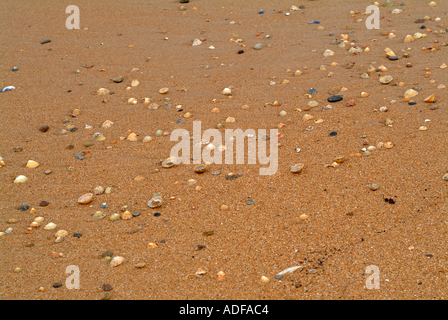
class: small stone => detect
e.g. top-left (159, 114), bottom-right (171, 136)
top-left (328, 95), bottom-right (343, 103)
top-left (135, 263), bottom-right (146, 269)
top-left (112, 76), bottom-right (123, 83)
top-left (39, 201), bottom-right (50, 207)
top-left (73, 232), bottom-right (82, 238)
top-left (39, 125), bottom-right (50, 133)
top-left (369, 184), bottom-right (380, 191)
top-left (19, 203), bottom-right (30, 211)
top-left (246, 200), bottom-right (255, 205)
top-left (41, 39), bottom-right (51, 44)
top-left (254, 44), bottom-right (263, 50)
top-left (329, 131), bottom-right (338, 137)
top-left (53, 282), bottom-right (63, 288)
top-left (101, 293), bottom-right (111, 300)
top-left (14, 268), bottom-right (22, 273)
top-left (380, 75), bottom-right (393, 84)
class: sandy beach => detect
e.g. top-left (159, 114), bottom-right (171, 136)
top-left (0, 0), bottom-right (447, 300)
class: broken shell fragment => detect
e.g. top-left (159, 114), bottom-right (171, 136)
top-left (424, 94), bottom-right (435, 103)
top-left (148, 192), bottom-right (163, 208)
top-left (333, 156), bottom-right (345, 163)
top-left (93, 211), bottom-right (107, 220)
top-left (159, 87), bottom-right (169, 94)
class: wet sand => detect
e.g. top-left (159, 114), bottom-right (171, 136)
top-left (0, 0), bottom-right (447, 300)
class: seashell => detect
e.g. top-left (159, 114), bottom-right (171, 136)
top-left (194, 164), bottom-right (207, 173)
top-left (217, 271), bottom-right (226, 282)
top-left (159, 87), bottom-right (169, 94)
top-left (93, 211), bottom-right (107, 220)
top-left (121, 211), bottom-right (133, 220)
top-left (143, 136), bottom-right (152, 143)
top-left (443, 174), bottom-right (448, 181)
top-left (384, 142), bottom-right (394, 149)
top-left (183, 112), bottom-right (192, 118)
top-left (34, 217), bottom-right (44, 223)
top-left (44, 223), bottom-right (57, 230)
top-left (361, 92), bottom-right (369, 98)
top-left (1, 86), bottom-right (15, 92)
top-left (192, 38), bottom-right (202, 46)
top-left (109, 213), bottom-right (121, 221)
top-left (226, 117), bottom-right (235, 123)
top-left (222, 88), bottom-right (231, 95)
top-left (419, 126), bottom-right (428, 131)
top-left (261, 276), bottom-right (270, 283)
top-left (131, 79), bottom-right (140, 87)
top-left (404, 35), bottom-right (414, 42)
top-left (127, 98), bottom-right (137, 105)
top-left (94, 186), bottom-right (104, 195)
top-left (323, 49), bottom-right (334, 57)
top-left (97, 88), bottom-right (109, 95)
top-left (290, 163), bottom-right (304, 173)
top-left (380, 75), bottom-right (393, 84)
top-left (388, 33), bottom-right (396, 39)
top-left (5, 228), bottom-right (13, 234)
top-left (424, 94), bottom-right (435, 103)
top-left (14, 175), bottom-right (28, 183)
top-left (333, 156), bottom-right (345, 163)
top-left (26, 160), bottom-right (40, 168)
top-left (385, 118), bottom-right (394, 126)
top-left (102, 120), bottom-right (114, 128)
top-left (441, 64), bottom-right (447, 69)
top-left (148, 102), bottom-right (159, 110)
top-left (279, 110), bottom-right (287, 116)
top-left (110, 256), bottom-right (125, 267)
top-left (429, 1), bottom-right (437, 6)
top-left (294, 70), bottom-right (302, 76)
top-left (30, 222), bottom-right (40, 228)
top-left (78, 193), bottom-right (93, 204)
top-left (148, 192), bottom-right (163, 208)
top-left (127, 133), bottom-right (138, 142)
top-left (414, 33), bottom-right (423, 39)
top-left (147, 243), bottom-right (158, 249)
top-left (162, 157), bottom-right (177, 168)
top-left (404, 89), bottom-right (418, 98)
top-left (302, 114), bottom-right (313, 121)
top-left (187, 179), bottom-right (197, 186)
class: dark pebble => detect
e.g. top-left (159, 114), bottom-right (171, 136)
top-left (308, 88), bottom-right (317, 95)
top-left (112, 76), bottom-right (124, 83)
top-left (328, 95), bottom-right (343, 103)
top-left (39, 125), bottom-right (50, 133)
top-left (132, 211), bottom-right (141, 217)
top-left (259, 10), bottom-right (264, 14)
top-left (75, 152), bottom-right (85, 160)
top-left (101, 203), bottom-right (108, 209)
top-left (69, 127), bottom-right (78, 132)
top-left (238, 50), bottom-right (244, 54)
top-left (101, 293), bottom-right (110, 300)
top-left (275, 275), bottom-right (284, 280)
top-left (74, 233), bottom-right (82, 238)
top-left (102, 283), bottom-right (113, 291)
top-left (408, 102), bottom-right (417, 106)
top-left (39, 201), bottom-right (50, 207)
top-left (12, 67), bottom-right (19, 72)
top-left (388, 56), bottom-right (399, 61)
top-left (67, 145), bottom-right (74, 150)
top-left (180, 0), bottom-right (189, 3)
top-left (309, 20), bottom-right (320, 24)
top-left (425, 254), bottom-right (433, 258)
top-left (176, 119), bottom-right (184, 124)
top-left (154, 212), bottom-right (161, 217)
top-left (41, 39), bottom-right (51, 44)
top-left (53, 282), bottom-right (63, 288)
top-left (329, 131), bottom-right (338, 137)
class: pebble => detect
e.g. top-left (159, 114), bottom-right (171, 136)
top-left (39, 125), bottom-right (50, 133)
top-left (74, 232), bottom-right (82, 238)
top-left (41, 39), bottom-right (51, 44)
top-left (254, 44), bottom-right (263, 50)
top-left (328, 95), bottom-right (343, 103)
top-left (329, 131), bottom-right (338, 137)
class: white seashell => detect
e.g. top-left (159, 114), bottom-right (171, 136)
top-left (34, 217), bottom-right (44, 223)
top-left (5, 228), bottom-right (13, 234)
top-left (44, 223), bottom-right (57, 230)
top-left (110, 256), bottom-right (125, 267)
top-left (222, 88), bottom-right (231, 95)
top-left (14, 175), bottom-right (28, 183)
